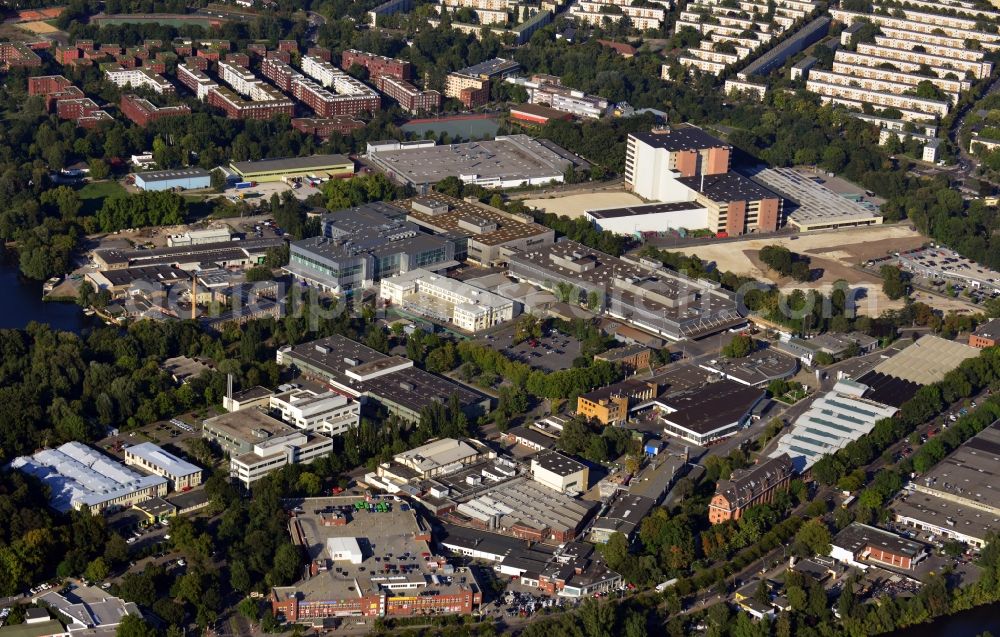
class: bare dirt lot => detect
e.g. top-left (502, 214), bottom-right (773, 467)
top-left (523, 191), bottom-right (644, 219)
top-left (673, 225), bottom-right (979, 315)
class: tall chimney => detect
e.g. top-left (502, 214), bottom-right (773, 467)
top-left (191, 273), bottom-right (197, 321)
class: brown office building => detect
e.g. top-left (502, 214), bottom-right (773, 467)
top-left (708, 454), bottom-right (792, 524)
top-left (594, 345), bottom-right (652, 372)
top-left (576, 379), bottom-right (657, 425)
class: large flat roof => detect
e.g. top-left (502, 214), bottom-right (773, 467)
top-left (135, 167), bottom-right (211, 182)
top-left (833, 522), bottom-right (927, 558)
top-left (873, 335), bottom-right (978, 385)
top-left (751, 167), bottom-right (884, 229)
top-left (368, 135), bottom-right (582, 185)
top-left (289, 202), bottom-right (451, 265)
top-left (531, 450), bottom-right (586, 477)
top-left (586, 201), bottom-right (706, 220)
top-left (911, 421), bottom-right (1000, 513)
top-left (677, 172), bottom-right (779, 203)
top-left (455, 476), bottom-right (595, 536)
top-left (276, 496), bottom-right (479, 602)
top-left (700, 347), bottom-right (799, 386)
top-left (280, 335), bottom-right (486, 412)
top-left (95, 237), bottom-right (283, 268)
top-left (231, 154), bottom-right (352, 174)
top-left (629, 124), bottom-right (730, 152)
top-left (392, 194), bottom-right (551, 247)
top-left (658, 379), bottom-right (764, 435)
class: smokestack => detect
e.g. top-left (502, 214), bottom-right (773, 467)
top-left (190, 273), bottom-right (197, 321)
top-left (700, 172), bottom-right (705, 192)
top-left (227, 373), bottom-right (233, 402)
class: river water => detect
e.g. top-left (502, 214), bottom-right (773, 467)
top-left (894, 602), bottom-right (1000, 637)
top-left (0, 265), bottom-right (92, 333)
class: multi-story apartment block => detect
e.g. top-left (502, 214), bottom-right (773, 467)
top-left (217, 61), bottom-right (262, 97)
top-left (830, 8), bottom-right (1000, 51)
top-left (29, 75), bottom-right (113, 127)
top-left (444, 73), bottom-right (490, 108)
top-left (57, 98), bottom-right (114, 128)
top-left (376, 76), bottom-right (441, 113)
top-left (209, 61), bottom-right (296, 119)
top-left (301, 54), bottom-right (343, 86)
top-left (676, 0), bottom-right (819, 75)
top-left (207, 86), bottom-right (295, 119)
top-left (0, 42), bottom-right (42, 69)
top-left (341, 49), bottom-right (413, 80)
top-left (570, 0), bottom-right (666, 29)
top-left (104, 65), bottom-right (175, 94)
top-left (298, 55), bottom-right (381, 114)
top-left (120, 94), bottom-right (191, 126)
top-left (809, 69), bottom-right (959, 105)
top-left (807, 77), bottom-right (951, 121)
top-left (854, 42), bottom-right (992, 80)
top-left (263, 56), bottom-right (381, 117)
top-left (177, 62), bottom-right (219, 100)
top-left (261, 56), bottom-right (297, 91)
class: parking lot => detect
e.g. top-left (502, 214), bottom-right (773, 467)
top-left (220, 179), bottom-right (317, 206)
top-left (868, 245), bottom-right (1000, 303)
top-left (479, 325), bottom-right (584, 372)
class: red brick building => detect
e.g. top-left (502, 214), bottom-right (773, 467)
top-left (207, 87), bottom-right (294, 120)
top-left (28, 75), bottom-right (72, 96)
top-left (291, 117), bottom-right (365, 139)
top-left (341, 49), bottom-right (412, 81)
top-left (970, 319), bottom-right (1000, 349)
top-left (183, 55), bottom-right (209, 70)
top-left (375, 76), bottom-right (440, 114)
top-left (120, 94), bottom-right (192, 126)
top-left (278, 40), bottom-right (298, 53)
top-left (261, 57), bottom-right (296, 91)
top-left (0, 42), bottom-right (42, 69)
top-left (708, 454), bottom-right (792, 524)
top-left (307, 46), bottom-right (331, 62)
top-left (266, 49), bottom-right (291, 63)
top-left (226, 52), bottom-right (251, 67)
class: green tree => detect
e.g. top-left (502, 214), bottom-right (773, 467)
top-left (722, 334), bottom-right (754, 358)
top-left (881, 264), bottom-right (909, 300)
top-left (116, 615), bottom-right (159, 637)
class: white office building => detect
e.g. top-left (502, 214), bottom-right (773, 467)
top-left (270, 388), bottom-right (361, 436)
top-left (379, 268), bottom-right (515, 332)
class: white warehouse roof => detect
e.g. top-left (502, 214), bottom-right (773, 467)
top-left (10, 441), bottom-right (167, 512)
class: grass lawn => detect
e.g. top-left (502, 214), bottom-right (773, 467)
top-left (78, 180), bottom-right (126, 215)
